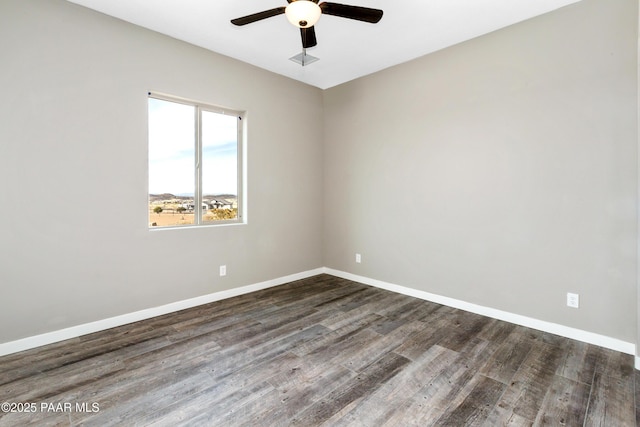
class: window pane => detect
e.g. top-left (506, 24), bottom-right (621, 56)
top-left (148, 98), bottom-right (196, 227)
top-left (201, 110), bottom-right (238, 223)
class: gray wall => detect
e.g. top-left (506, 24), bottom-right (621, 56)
top-left (1, 0), bottom-right (638, 349)
top-left (323, 0), bottom-right (638, 342)
top-left (0, 0), bottom-right (324, 343)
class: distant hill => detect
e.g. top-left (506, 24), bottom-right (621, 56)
top-left (149, 193), bottom-right (191, 202)
top-left (150, 193), bottom-right (237, 202)
top-left (204, 194), bottom-right (237, 200)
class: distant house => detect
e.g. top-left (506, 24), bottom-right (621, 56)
top-left (182, 202), bottom-right (209, 211)
top-left (206, 198), bottom-right (234, 210)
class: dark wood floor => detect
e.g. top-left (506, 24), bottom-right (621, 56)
top-left (0, 274), bottom-right (636, 426)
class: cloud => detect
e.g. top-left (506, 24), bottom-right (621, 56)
top-left (148, 98), bottom-right (239, 196)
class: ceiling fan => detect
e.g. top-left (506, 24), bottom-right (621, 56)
top-left (230, 0), bottom-right (383, 52)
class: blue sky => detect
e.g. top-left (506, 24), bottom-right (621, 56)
top-left (148, 98), bottom-right (238, 196)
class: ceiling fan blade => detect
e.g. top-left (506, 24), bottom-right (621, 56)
top-left (319, 2), bottom-right (383, 23)
top-left (300, 26), bottom-right (318, 48)
top-left (230, 7), bottom-right (286, 26)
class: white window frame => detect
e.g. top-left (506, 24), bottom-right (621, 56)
top-left (148, 92), bottom-right (245, 228)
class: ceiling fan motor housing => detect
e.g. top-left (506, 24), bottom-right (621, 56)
top-left (285, 0), bottom-right (322, 28)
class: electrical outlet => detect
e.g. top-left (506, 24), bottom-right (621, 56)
top-left (220, 265), bottom-right (227, 277)
top-left (567, 292), bottom-right (579, 308)
top-left (355, 253), bottom-right (361, 263)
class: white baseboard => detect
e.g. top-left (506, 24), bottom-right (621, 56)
top-left (0, 268), bottom-right (324, 357)
top-left (1, 267), bottom-right (636, 360)
top-left (324, 268), bottom-right (636, 356)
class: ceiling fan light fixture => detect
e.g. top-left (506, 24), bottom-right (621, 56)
top-left (285, 0), bottom-right (321, 28)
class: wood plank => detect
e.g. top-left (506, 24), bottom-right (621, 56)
top-left (291, 352), bottom-right (410, 426)
top-left (293, 313), bottom-right (382, 356)
top-left (555, 339), bottom-right (602, 385)
top-left (532, 375), bottom-right (590, 426)
top-left (485, 341), bottom-right (566, 424)
top-left (480, 328), bottom-right (533, 384)
top-left (371, 299), bottom-right (439, 335)
top-left (434, 374), bottom-right (506, 426)
top-left (437, 310), bottom-right (493, 353)
top-left (584, 369), bottom-right (635, 425)
top-left (235, 364), bottom-right (356, 426)
top-left (339, 320), bottom-right (426, 373)
top-left (383, 354), bottom-right (474, 426)
top-left (394, 305), bottom-right (458, 360)
top-left (0, 274), bottom-right (635, 426)
top-left (91, 351), bottom-right (305, 426)
top-left (330, 345), bottom-right (459, 426)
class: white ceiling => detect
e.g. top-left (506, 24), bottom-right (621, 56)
top-left (66, 0), bottom-right (580, 89)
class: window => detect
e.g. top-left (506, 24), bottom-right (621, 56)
top-left (148, 94), bottom-right (244, 228)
